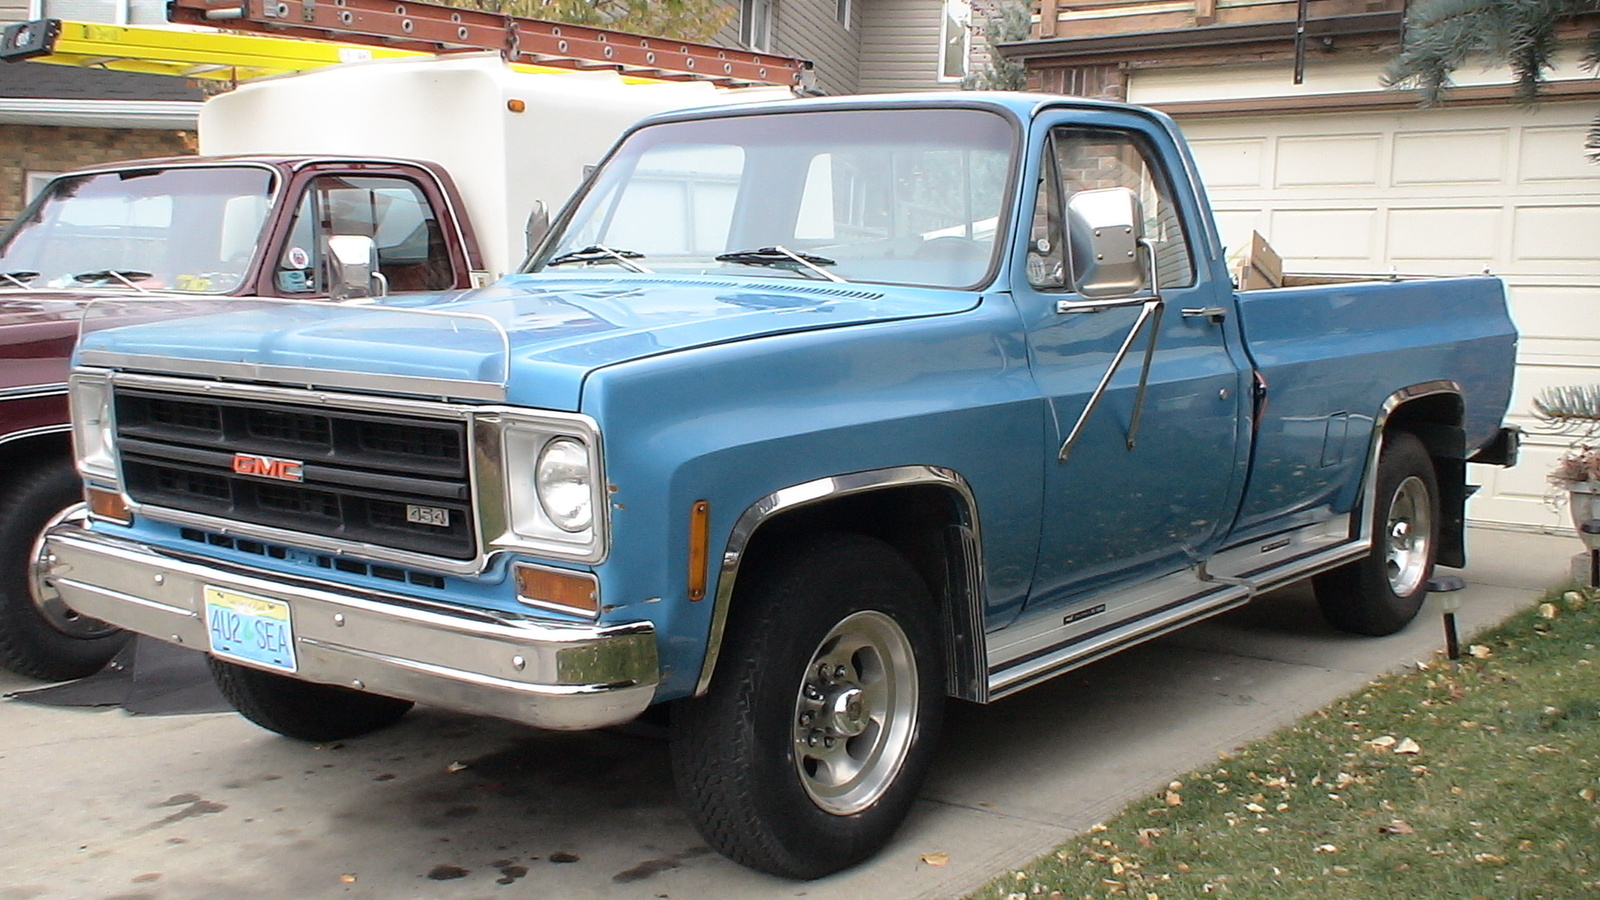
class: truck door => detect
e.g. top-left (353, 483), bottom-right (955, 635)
top-left (1015, 117), bottom-right (1252, 609)
top-left (271, 173), bottom-right (458, 297)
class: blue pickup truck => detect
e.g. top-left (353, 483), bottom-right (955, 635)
top-left (42, 92), bottom-right (1517, 877)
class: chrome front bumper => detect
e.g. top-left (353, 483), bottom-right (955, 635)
top-left (42, 524), bottom-right (659, 731)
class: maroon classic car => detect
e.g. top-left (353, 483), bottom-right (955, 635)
top-left (0, 155), bottom-right (486, 679)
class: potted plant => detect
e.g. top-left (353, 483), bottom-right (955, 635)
top-left (1533, 385), bottom-right (1600, 547)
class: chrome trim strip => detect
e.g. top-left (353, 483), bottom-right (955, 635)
top-left (0, 423), bottom-right (70, 448)
top-left (0, 383), bottom-right (67, 402)
top-left (986, 525), bottom-right (1370, 699)
top-left (43, 523), bottom-right (657, 731)
top-left (990, 584), bottom-right (1252, 699)
top-left (96, 372), bottom-right (607, 574)
top-left (693, 465), bottom-right (986, 697)
top-left (1360, 380), bottom-right (1464, 545)
top-left (79, 350), bottom-right (506, 403)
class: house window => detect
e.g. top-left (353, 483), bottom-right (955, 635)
top-left (939, 0), bottom-right (971, 82)
top-left (741, 0), bottom-right (774, 52)
top-left (32, 0), bottom-right (164, 25)
top-left (836, 0), bottom-right (851, 28)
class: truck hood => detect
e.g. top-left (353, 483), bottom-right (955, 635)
top-left (0, 291), bottom-right (103, 391)
top-left (74, 274), bottom-right (979, 409)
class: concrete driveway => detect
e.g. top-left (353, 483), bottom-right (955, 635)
top-left (0, 526), bottom-right (1575, 900)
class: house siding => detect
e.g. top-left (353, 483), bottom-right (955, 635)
top-left (858, 0), bottom-right (945, 93)
top-left (714, 0), bottom-right (861, 95)
top-left (772, 0), bottom-right (861, 95)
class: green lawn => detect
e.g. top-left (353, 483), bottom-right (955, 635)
top-left (970, 588), bottom-right (1600, 900)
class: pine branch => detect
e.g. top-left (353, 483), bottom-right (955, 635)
top-left (1387, 0), bottom-right (1600, 107)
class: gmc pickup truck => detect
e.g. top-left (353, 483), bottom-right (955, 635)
top-left (42, 92), bottom-right (1518, 877)
top-left (0, 54), bottom-right (785, 680)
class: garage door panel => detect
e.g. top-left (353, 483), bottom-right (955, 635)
top-left (1387, 207), bottom-right (1501, 263)
top-left (1392, 130), bottom-right (1508, 185)
top-left (1274, 134), bottom-right (1383, 187)
top-left (1211, 208), bottom-right (1266, 257)
top-left (1189, 138), bottom-right (1268, 188)
top-left (1506, 284), bottom-right (1600, 343)
top-left (1519, 126), bottom-right (1597, 182)
top-left (1268, 208), bottom-right (1378, 260)
top-left (1512, 205), bottom-right (1600, 267)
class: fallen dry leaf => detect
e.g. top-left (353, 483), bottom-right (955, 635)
top-left (1468, 644), bottom-right (1492, 659)
top-left (1244, 802), bottom-right (1267, 813)
top-left (1539, 603), bottom-right (1559, 619)
top-left (1315, 843), bottom-right (1339, 854)
top-left (1165, 790), bottom-right (1183, 807)
top-left (446, 761), bottom-right (469, 773)
top-left (919, 851), bottom-right (949, 867)
top-left (1395, 738), bottom-right (1421, 755)
top-left (1473, 853), bottom-right (1507, 865)
top-left (339, 874), bottom-right (357, 883)
top-left (1379, 820), bottom-right (1416, 835)
top-left (1367, 735), bottom-right (1398, 750)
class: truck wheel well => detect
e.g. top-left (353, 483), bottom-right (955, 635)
top-left (1382, 394), bottom-right (1467, 569)
top-left (729, 485), bottom-right (983, 702)
top-left (0, 432), bottom-right (74, 496)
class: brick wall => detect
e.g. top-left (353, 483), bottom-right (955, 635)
top-left (0, 124), bottom-right (195, 222)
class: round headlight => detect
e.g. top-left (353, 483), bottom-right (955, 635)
top-left (535, 437), bottom-right (593, 533)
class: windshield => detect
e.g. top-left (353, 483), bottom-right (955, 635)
top-left (0, 166), bottom-right (275, 294)
top-left (531, 107), bottom-right (1016, 289)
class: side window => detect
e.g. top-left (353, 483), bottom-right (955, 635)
top-left (1027, 127), bottom-right (1195, 293)
top-left (276, 175), bottom-right (454, 296)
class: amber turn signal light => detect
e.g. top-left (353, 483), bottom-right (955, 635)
top-left (86, 486), bottom-right (130, 524)
top-left (687, 500), bottom-right (710, 601)
top-left (515, 563), bottom-right (599, 617)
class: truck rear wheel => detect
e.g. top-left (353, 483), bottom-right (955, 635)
top-left (671, 533), bottom-right (945, 879)
top-left (209, 657), bottom-right (414, 742)
top-left (1314, 431), bottom-right (1439, 636)
top-left (0, 460), bottom-right (129, 681)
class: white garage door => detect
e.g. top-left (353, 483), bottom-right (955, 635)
top-left (1175, 102), bottom-right (1600, 532)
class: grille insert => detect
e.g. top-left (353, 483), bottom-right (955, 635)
top-left (118, 389), bottom-right (475, 560)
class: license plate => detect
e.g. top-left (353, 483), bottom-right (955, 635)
top-left (204, 586), bottom-right (297, 673)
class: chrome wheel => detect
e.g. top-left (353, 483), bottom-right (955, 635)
top-left (792, 609), bottom-right (919, 815)
top-left (1384, 475), bottom-right (1432, 598)
top-left (28, 503), bottom-right (118, 639)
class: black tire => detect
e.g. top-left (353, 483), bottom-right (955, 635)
top-left (671, 533), bottom-right (945, 879)
top-left (209, 657), bottom-right (414, 742)
top-left (0, 459), bottom-right (129, 681)
top-left (1314, 431), bottom-right (1439, 636)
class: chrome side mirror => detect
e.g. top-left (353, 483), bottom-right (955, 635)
top-left (524, 200), bottom-right (551, 256)
top-left (1066, 187), bottom-right (1148, 300)
top-left (326, 235), bottom-right (384, 302)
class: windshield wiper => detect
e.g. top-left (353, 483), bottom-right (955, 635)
top-left (545, 244), bottom-right (652, 273)
top-left (715, 246), bottom-right (845, 283)
top-left (1, 270), bottom-right (39, 288)
top-left (72, 269), bottom-right (153, 291)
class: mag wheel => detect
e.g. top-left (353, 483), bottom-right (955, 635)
top-left (0, 461), bottom-right (128, 680)
top-left (1315, 431), bottom-right (1439, 636)
top-left (672, 533), bottom-right (944, 879)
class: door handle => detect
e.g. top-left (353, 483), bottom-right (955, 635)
top-left (1182, 306), bottom-right (1227, 323)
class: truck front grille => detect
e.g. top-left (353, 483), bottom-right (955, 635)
top-left (114, 388), bottom-right (475, 560)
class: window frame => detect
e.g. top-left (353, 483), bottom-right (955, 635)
top-left (1025, 124), bottom-right (1198, 300)
top-left (741, 0), bottom-right (774, 52)
top-left (938, 0), bottom-right (972, 83)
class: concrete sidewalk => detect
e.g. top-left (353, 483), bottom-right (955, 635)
top-left (0, 526), bottom-right (1578, 900)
